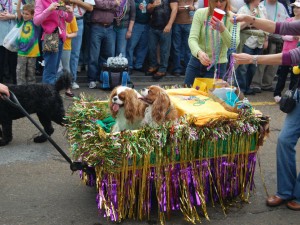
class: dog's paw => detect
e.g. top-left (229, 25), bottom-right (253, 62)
top-left (33, 135), bottom-right (48, 143)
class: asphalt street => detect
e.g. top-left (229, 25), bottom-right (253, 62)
top-left (0, 79), bottom-right (299, 225)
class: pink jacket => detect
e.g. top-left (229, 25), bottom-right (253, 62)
top-left (34, 0), bottom-right (73, 42)
top-left (281, 18), bottom-right (299, 53)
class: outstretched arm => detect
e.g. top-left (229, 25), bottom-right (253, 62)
top-left (231, 14), bottom-right (276, 34)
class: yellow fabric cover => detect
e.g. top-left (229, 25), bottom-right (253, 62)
top-left (166, 88), bottom-right (238, 126)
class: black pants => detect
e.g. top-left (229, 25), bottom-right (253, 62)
top-left (0, 46), bottom-right (17, 84)
top-left (274, 65), bottom-right (298, 97)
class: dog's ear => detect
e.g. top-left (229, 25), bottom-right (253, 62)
top-left (124, 89), bottom-right (138, 123)
top-left (152, 90), bottom-right (170, 123)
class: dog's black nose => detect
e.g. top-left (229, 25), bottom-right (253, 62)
top-left (113, 96), bottom-right (118, 101)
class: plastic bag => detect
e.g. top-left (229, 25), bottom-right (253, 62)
top-left (3, 23), bottom-right (23, 52)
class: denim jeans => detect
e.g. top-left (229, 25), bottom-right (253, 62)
top-left (235, 45), bottom-right (262, 93)
top-left (112, 27), bottom-right (128, 57)
top-left (184, 56), bottom-right (227, 86)
top-left (42, 39), bottom-right (63, 84)
top-left (172, 23), bottom-right (191, 74)
top-left (126, 22), bottom-right (149, 69)
top-left (61, 50), bottom-right (71, 73)
top-left (88, 24), bottom-right (114, 82)
top-left (70, 19), bottom-right (84, 82)
top-left (148, 27), bottom-right (172, 73)
top-left (276, 93), bottom-right (300, 203)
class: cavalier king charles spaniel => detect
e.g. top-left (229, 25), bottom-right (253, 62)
top-left (140, 85), bottom-right (177, 126)
top-left (109, 86), bottom-right (147, 132)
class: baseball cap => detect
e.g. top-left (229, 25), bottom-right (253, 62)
top-left (291, 0), bottom-right (300, 7)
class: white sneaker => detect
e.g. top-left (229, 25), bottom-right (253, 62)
top-left (89, 81), bottom-right (97, 89)
top-left (274, 96), bottom-right (281, 103)
top-left (72, 82), bottom-right (80, 90)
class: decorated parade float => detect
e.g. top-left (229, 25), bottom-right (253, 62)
top-left (65, 16), bottom-right (269, 224)
top-left (65, 83), bottom-right (269, 224)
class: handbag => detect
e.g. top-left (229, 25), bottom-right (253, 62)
top-left (279, 79), bottom-right (299, 113)
top-left (43, 28), bottom-right (59, 52)
top-left (3, 23), bottom-right (23, 52)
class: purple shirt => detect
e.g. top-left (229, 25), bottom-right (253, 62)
top-left (275, 21), bottom-right (300, 66)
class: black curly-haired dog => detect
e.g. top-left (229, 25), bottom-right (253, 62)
top-left (0, 74), bottom-right (71, 146)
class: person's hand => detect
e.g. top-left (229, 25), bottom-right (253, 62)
top-left (232, 53), bottom-right (252, 65)
top-left (126, 30), bottom-right (132, 39)
top-left (230, 14), bottom-right (250, 24)
top-left (163, 24), bottom-right (172, 33)
top-left (48, 2), bottom-right (59, 11)
top-left (65, 5), bottom-right (73, 13)
top-left (0, 83), bottom-right (10, 99)
top-left (197, 51), bottom-right (211, 66)
top-left (210, 16), bottom-right (225, 33)
top-left (0, 11), bottom-right (14, 20)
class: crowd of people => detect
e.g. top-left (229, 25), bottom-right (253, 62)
top-left (0, 0), bottom-right (296, 101)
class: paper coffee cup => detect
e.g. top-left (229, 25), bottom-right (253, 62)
top-left (213, 8), bottom-right (226, 20)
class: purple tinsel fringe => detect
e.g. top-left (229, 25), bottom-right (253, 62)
top-left (95, 153), bottom-right (257, 221)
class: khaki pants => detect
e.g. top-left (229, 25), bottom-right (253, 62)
top-left (252, 41), bottom-right (279, 89)
top-left (16, 56), bottom-right (36, 85)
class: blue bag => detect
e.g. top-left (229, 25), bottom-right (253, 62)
top-left (99, 66), bottom-right (134, 90)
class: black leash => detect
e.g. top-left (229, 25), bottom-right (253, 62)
top-left (1, 91), bottom-right (94, 175)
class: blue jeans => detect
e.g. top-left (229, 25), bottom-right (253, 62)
top-left (70, 19), bottom-right (84, 82)
top-left (126, 22), bottom-right (149, 69)
top-left (235, 45), bottom-right (262, 93)
top-left (276, 93), bottom-right (300, 204)
top-left (148, 27), bottom-right (172, 73)
top-left (88, 24), bottom-right (114, 82)
top-left (42, 39), bottom-right (63, 84)
top-left (184, 56), bottom-right (227, 86)
top-left (112, 27), bottom-right (128, 57)
top-left (172, 23), bottom-right (191, 74)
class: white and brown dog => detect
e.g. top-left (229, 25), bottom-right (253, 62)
top-left (109, 86), bottom-right (147, 132)
top-left (140, 85), bottom-right (177, 126)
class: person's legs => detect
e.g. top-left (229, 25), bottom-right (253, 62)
top-left (16, 56), bottom-right (27, 85)
top-left (274, 65), bottom-right (289, 97)
top-left (148, 27), bottom-right (159, 69)
top-left (126, 23), bottom-right (143, 69)
top-left (276, 98), bottom-right (300, 200)
top-left (262, 42), bottom-right (278, 90)
top-left (133, 24), bottom-right (149, 69)
top-left (182, 24), bottom-right (192, 72)
top-left (88, 24), bottom-right (104, 83)
top-left (184, 56), bottom-right (203, 86)
top-left (114, 27), bottom-right (127, 57)
top-left (42, 40), bottom-right (63, 84)
top-left (27, 57), bottom-right (36, 84)
top-left (172, 24), bottom-right (183, 74)
top-left (7, 50), bottom-right (17, 84)
top-left (0, 46), bottom-right (5, 83)
top-left (70, 19), bottom-right (84, 83)
top-left (61, 50), bottom-right (71, 73)
top-left (158, 30), bottom-right (172, 73)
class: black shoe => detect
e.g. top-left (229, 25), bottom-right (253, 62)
top-left (172, 72), bottom-right (181, 77)
top-left (244, 89), bottom-right (255, 95)
top-left (134, 67), bottom-right (145, 72)
top-left (261, 87), bottom-right (274, 92)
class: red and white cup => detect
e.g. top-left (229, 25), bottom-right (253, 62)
top-left (213, 8), bottom-right (225, 20)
